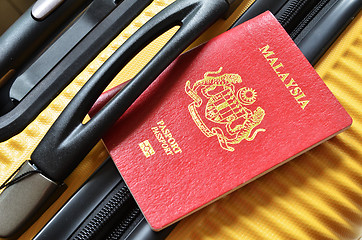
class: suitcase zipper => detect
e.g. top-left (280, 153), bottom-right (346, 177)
top-left (277, 0), bottom-right (312, 29)
top-left (105, 207), bottom-right (141, 240)
top-left (276, 0), bottom-right (333, 39)
top-left (73, 185), bottom-right (134, 240)
top-left (288, 0), bottom-right (330, 39)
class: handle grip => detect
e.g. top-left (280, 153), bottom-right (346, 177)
top-left (32, 0), bottom-right (229, 181)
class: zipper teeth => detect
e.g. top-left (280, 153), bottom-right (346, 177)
top-left (290, 0), bottom-right (330, 39)
top-left (278, 0), bottom-right (310, 28)
top-left (106, 207), bottom-right (141, 240)
top-left (74, 186), bottom-right (131, 240)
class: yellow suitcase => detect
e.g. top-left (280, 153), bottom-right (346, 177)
top-left (0, 0), bottom-right (360, 239)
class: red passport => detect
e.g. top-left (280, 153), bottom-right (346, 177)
top-left (90, 12), bottom-right (352, 230)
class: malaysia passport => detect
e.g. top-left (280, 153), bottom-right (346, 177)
top-left (90, 12), bottom-right (352, 230)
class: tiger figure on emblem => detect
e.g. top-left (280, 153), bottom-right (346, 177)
top-left (185, 67), bottom-right (266, 152)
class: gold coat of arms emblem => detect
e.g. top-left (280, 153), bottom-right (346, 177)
top-left (185, 67), bottom-right (266, 151)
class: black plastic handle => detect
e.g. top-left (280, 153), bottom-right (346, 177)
top-left (31, 0), bottom-right (230, 182)
top-left (0, 0), bottom-right (91, 82)
top-left (0, 0), bottom-right (153, 142)
top-left (9, 0), bottom-right (120, 103)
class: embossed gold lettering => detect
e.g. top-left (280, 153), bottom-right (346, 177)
top-left (290, 87), bottom-right (303, 96)
top-left (267, 58), bottom-right (278, 67)
top-left (284, 78), bottom-right (298, 88)
top-left (259, 44), bottom-right (309, 109)
top-left (259, 45), bottom-right (275, 58)
top-left (294, 92), bottom-right (306, 101)
top-left (278, 73), bottom-right (289, 82)
top-left (272, 63), bottom-right (284, 73)
top-left (298, 100), bottom-right (310, 109)
top-left (151, 120), bottom-right (182, 155)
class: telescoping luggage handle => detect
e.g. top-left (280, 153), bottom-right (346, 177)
top-left (0, 0), bottom-right (242, 238)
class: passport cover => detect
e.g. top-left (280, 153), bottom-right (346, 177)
top-left (89, 12), bottom-right (352, 230)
